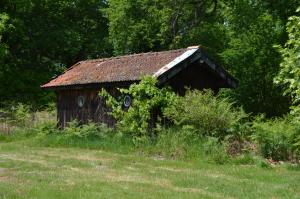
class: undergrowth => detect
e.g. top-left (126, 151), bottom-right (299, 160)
top-left (1, 77), bottom-right (299, 165)
top-left (0, 121), bottom-right (261, 165)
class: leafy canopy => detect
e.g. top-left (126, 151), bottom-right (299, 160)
top-left (0, 13), bottom-right (9, 62)
top-left (106, 0), bottom-right (226, 56)
top-left (275, 8), bottom-right (300, 114)
top-left (221, 1), bottom-right (291, 117)
top-left (0, 0), bottom-right (112, 107)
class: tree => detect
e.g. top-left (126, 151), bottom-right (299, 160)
top-left (221, 0), bottom-right (291, 117)
top-left (106, 0), bottom-right (297, 117)
top-left (0, 13), bottom-right (8, 62)
top-left (106, 0), bottom-right (227, 56)
top-left (275, 8), bottom-right (300, 114)
top-left (0, 0), bottom-right (112, 107)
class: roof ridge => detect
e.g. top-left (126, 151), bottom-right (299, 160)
top-left (84, 48), bottom-right (189, 64)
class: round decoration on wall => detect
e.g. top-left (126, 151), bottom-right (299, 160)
top-left (123, 95), bottom-right (132, 108)
top-left (77, 96), bottom-right (85, 108)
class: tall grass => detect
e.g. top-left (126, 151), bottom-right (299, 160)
top-left (0, 103), bottom-right (56, 135)
top-left (252, 116), bottom-right (300, 162)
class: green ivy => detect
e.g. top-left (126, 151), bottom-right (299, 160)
top-left (99, 76), bottom-right (178, 145)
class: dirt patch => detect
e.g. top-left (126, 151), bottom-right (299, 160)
top-left (155, 166), bottom-right (240, 182)
top-left (0, 168), bottom-right (17, 183)
top-left (73, 154), bottom-right (113, 163)
top-left (155, 166), bottom-right (191, 173)
top-left (0, 154), bottom-right (50, 167)
top-left (0, 168), bottom-right (7, 173)
top-left (37, 149), bottom-right (114, 166)
top-left (125, 166), bottom-right (137, 171)
top-left (0, 175), bottom-right (10, 182)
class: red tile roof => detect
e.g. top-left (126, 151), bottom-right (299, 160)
top-left (42, 48), bottom-right (191, 88)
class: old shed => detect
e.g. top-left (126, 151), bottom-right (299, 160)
top-left (42, 46), bottom-right (238, 127)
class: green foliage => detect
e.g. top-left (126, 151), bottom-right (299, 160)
top-left (30, 120), bottom-right (113, 141)
top-left (59, 121), bottom-right (113, 140)
top-left (0, 0), bottom-right (298, 118)
top-left (106, 0), bottom-right (227, 55)
top-left (0, 103), bottom-right (33, 128)
top-left (0, 0), bottom-right (112, 107)
top-left (2, 142), bottom-right (300, 199)
top-left (150, 125), bottom-right (199, 159)
top-left (202, 136), bottom-right (230, 164)
top-left (0, 13), bottom-right (9, 61)
top-left (252, 116), bottom-right (300, 161)
top-left (100, 76), bottom-right (178, 144)
top-left (232, 153), bottom-right (257, 165)
top-left (257, 159), bottom-right (272, 169)
top-left (275, 7), bottom-right (300, 114)
top-left (1, 120), bottom-right (134, 153)
top-left (0, 103), bottom-right (56, 127)
top-left (135, 125), bottom-right (232, 164)
top-left (221, 1), bottom-right (291, 117)
top-left (2, 108), bottom-right (300, 164)
top-left (164, 89), bottom-right (247, 138)
top-left (106, 0), bottom-right (297, 117)
top-left (1, 0), bottom-right (300, 166)
top-left (12, 103), bottom-right (31, 126)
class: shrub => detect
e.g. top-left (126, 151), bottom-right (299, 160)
top-left (252, 116), bottom-right (300, 161)
top-left (45, 120), bottom-right (113, 139)
top-left (274, 8), bottom-right (300, 115)
top-left (100, 76), bottom-right (178, 145)
top-left (11, 103), bottom-right (32, 126)
top-left (164, 89), bottom-right (247, 138)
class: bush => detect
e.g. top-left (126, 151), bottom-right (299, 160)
top-left (100, 76), bottom-right (178, 145)
top-left (252, 116), bottom-right (300, 161)
top-left (0, 103), bottom-right (33, 127)
top-left (41, 120), bottom-right (113, 140)
top-left (164, 89), bottom-right (247, 138)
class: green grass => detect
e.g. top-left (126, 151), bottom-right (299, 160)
top-left (0, 141), bottom-right (299, 199)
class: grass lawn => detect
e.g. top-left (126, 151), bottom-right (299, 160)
top-left (0, 141), bottom-right (299, 199)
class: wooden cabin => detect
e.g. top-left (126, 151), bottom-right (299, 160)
top-left (41, 46), bottom-right (238, 127)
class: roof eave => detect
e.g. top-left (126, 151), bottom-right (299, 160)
top-left (41, 80), bottom-right (139, 90)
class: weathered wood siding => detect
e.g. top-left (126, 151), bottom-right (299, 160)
top-left (57, 88), bottom-right (116, 128)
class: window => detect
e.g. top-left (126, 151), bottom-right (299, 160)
top-left (123, 95), bottom-right (131, 108)
top-left (77, 96), bottom-right (85, 108)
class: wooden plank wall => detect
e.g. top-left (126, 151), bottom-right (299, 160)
top-left (57, 88), bottom-right (116, 128)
